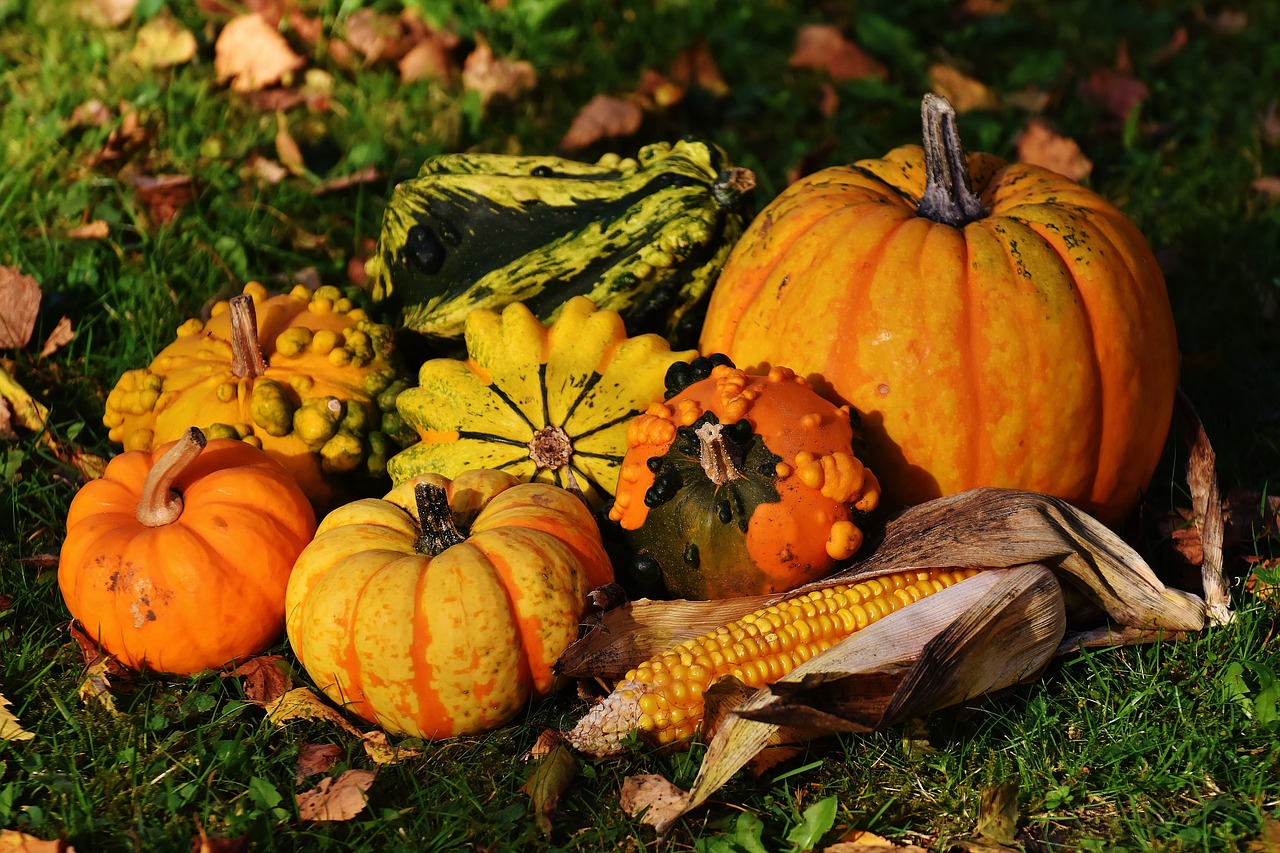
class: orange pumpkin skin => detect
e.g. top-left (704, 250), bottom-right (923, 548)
top-left (58, 436), bottom-right (317, 674)
top-left (611, 360), bottom-right (880, 599)
top-left (284, 470), bottom-right (614, 739)
top-left (701, 100), bottom-right (1178, 528)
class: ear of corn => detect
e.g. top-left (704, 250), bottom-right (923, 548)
top-left (566, 567), bottom-right (982, 757)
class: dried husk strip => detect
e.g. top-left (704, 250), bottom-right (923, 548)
top-left (562, 487), bottom-right (1220, 831)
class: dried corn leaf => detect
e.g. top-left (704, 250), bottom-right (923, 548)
top-left (1174, 390), bottom-right (1232, 626)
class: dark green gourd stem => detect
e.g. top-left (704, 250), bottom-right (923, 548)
top-left (916, 93), bottom-right (988, 227)
top-left (414, 483), bottom-right (466, 555)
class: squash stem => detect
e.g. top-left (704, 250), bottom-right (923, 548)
top-left (916, 93), bottom-right (987, 227)
top-left (135, 427), bottom-right (207, 527)
top-left (695, 421), bottom-right (740, 486)
top-left (229, 294), bottom-right (268, 379)
top-left (414, 482), bottom-right (466, 556)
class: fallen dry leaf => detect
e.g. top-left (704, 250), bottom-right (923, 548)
top-left (360, 730), bottom-right (423, 765)
top-left (242, 153), bottom-right (290, 186)
top-left (1247, 817), bottom-right (1280, 852)
top-left (39, 317), bottom-right (75, 359)
top-left (0, 829), bottom-right (73, 852)
top-left (975, 780), bottom-right (1020, 846)
top-left (77, 657), bottom-right (118, 714)
top-left (191, 820), bottom-right (247, 853)
top-left (618, 774), bottom-right (688, 828)
top-left (461, 36), bottom-right (536, 105)
top-left (223, 655), bottom-right (292, 704)
top-left (928, 64), bottom-right (998, 113)
top-left (312, 167), bottom-right (380, 196)
top-left (959, 0), bottom-right (1013, 14)
top-left (266, 687), bottom-right (363, 735)
top-left (129, 13), bottom-right (198, 69)
top-left (399, 38), bottom-right (454, 83)
top-left (520, 741), bottom-right (578, 837)
top-left (343, 8), bottom-right (405, 64)
top-left (84, 104), bottom-right (154, 170)
top-left (287, 8), bottom-right (324, 46)
top-left (0, 267), bottom-right (42, 348)
top-left (296, 743), bottom-right (343, 783)
top-left (789, 24), bottom-right (887, 82)
top-left (636, 69), bottom-right (685, 110)
top-left (1174, 391), bottom-right (1231, 626)
top-left (669, 40), bottom-right (728, 96)
top-left (66, 221), bottom-right (110, 240)
top-left (1252, 177), bottom-right (1280, 198)
top-left (68, 99), bottom-right (113, 129)
top-left (1152, 26), bottom-right (1189, 65)
top-left (0, 693), bottom-right (35, 742)
top-left (824, 829), bottom-right (911, 851)
top-left (0, 365), bottom-right (49, 432)
top-left (560, 95), bottom-right (644, 151)
top-left (215, 13), bottom-right (306, 93)
top-left (130, 173), bottom-right (195, 227)
top-left (1015, 120), bottom-right (1093, 181)
top-left (295, 769), bottom-right (376, 822)
top-left (78, 0), bottom-right (136, 26)
top-left (526, 728), bottom-right (563, 761)
top-left (1081, 66), bottom-right (1150, 123)
top-left (275, 112), bottom-right (307, 177)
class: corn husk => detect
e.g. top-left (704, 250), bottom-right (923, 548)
top-left (560, 485), bottom-right (1221, 831)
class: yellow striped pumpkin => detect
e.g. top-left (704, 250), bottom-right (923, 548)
top-left (284, 469), bottom-right (614, 739)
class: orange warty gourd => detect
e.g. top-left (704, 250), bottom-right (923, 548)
top-left (284, 470), bottom-right (615, 739)
top-left (609, 355), bottom-right (881, 600)
top-left (58, 427), bottom-right (317, 674)
top-left (700, 94), bottom-right (1179, 527)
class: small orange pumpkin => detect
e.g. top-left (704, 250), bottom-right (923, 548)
top-left (284, 470), bottom-right (615, 739)
top-left (609, 355), bottom-right (881, 599)
top-left (58, 427), bottom-right (317, 674)
top-left (700, 94), bottom-right (1179, 527)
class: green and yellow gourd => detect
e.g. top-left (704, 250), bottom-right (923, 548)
top-left (104, 282), bottom-right (413, 507)
top-left (388, 296), bottom-right (694, 510)
top-left (365, 139), bottom-right (756, 347)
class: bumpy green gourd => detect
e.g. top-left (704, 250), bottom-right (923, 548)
top-left (103, 281), bottom-right (414, 507)
top-left (365, 139), bottom-right (756, 347)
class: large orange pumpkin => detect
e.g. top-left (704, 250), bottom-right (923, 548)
top-left (58, 427), bottom-right (317, 674)
top-left (700, 94), bottom-right (1179, 527)
top-left (284, 470), bottom-right (614, 739)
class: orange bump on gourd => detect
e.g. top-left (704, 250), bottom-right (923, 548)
top-left (284, 469), bottom-right (615, 740)
top-left (610, 354), bottom-right (881, 600)
top-left (567, 567), bottom-right (982, 757)
top-left (58, 427), bottom-right (317, 674)
top-left (700, 93), bottom-right (1179, 528)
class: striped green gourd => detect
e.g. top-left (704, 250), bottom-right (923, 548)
top-left (365, 139), bottom-right (756, 348)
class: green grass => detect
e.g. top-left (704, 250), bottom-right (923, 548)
top-left (3, 0), bottom-right (1280, 849)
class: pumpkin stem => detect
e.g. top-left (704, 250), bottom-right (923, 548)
top-left (413, 482), bottom-right (466, 556)
top-left (528, 425), bottom-right (574, 473)
top-left (135, 426), bottom-right (207, 527)
top-left (695, 421), bottom-right (740, 487)
top-left (229, 294), bottom-right (268, 379)
top-left (916, 93), bottom-right (988, 227)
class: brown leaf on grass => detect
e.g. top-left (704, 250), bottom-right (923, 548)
top-left (399, 38), bottom-right (454, 83)
top-left (975, 780), bottom-right (1020, 846)
top-left (215, 13), bottom-right (306, 93)
top-left (0, 267), bottom-right (42, 348)
top-left (0, 594), bottom-right (12, 612)
top-left (242, 153), bottom-right (290, 186)
top-left (128, 13), bottom-right (198, 69)
top-left (84, 104), bottom-right (154, 170)
top-left (0, 693), bottom-right (35, 742)
top-left (0, 829), bottom-right (74, 851)
top-left (1152, 26), bottom-right (1189, 65)
top-left (295, 769), bottom-right (376, 822)
top-left (0, 365), bottom-right (49, 433)
top-left (67, 221), bottom-right (111, 240)
top-left (1247, 817), bottom-right (1280, 852)
top-left (266, 687), bottom-right (363, 736)
top-left (68, 99), bottom-right (113, 129)
top-left (360, 730), bottom-right (423, 765)
top-left (824, 829), bottom-right (908, 851)
top-left (669, 40), bottom-right (728, 96)
top-left (636, 70), bottom-right (685, 110)
top-left (1080, 67), bottom-right (1149, 122)
top-left (461, 36), bottom-right (536, 105)
top-left (789, 24), bottom-right (887, 82)
top-left (296, 743), bottom-right (343, 783)
top-left (78, 0), bottom-right (136, 26)
top-left (560, 95), bottom-right (644, 151)
top-left (526, 728), bottom-right (564, 760)
top-left (130, 174), bottom-right (195, 227)
top-left (958, 0), bottom-right (1013, 15)
top-left (1252, 177), bottom-right (1280, 198)
top-left (223, 655), bottom-right (292, 704)
top-left (313, 167), bottom-right (380, 196)
top-left (618, 774), bottom-right (689, 828)
top-left (1015, 120), bottom-right (1093, 181)
top-left (343, 8), bottom-right (405, 65)
top-left (78, 657), bottom-right (119, 714)
top-left (520, 741), bottom-right (578, 837)
top-left (928, 65), bottom-right (998, 113)
top-left (274, 113), bottom-right (307, 177)
top-left (39, 317), bottom-right (75, 359)
top-left (191, 819), bottom-right (247, 853)
top-left (287, 9), bottom-right (324, 46)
